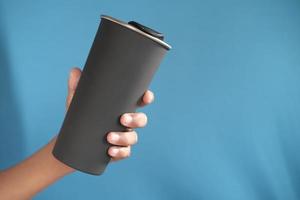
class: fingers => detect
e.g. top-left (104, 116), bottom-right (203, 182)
top-left (66, 67), bottom-right (82, 109)
top-left (107, 90), bottom-right (153, 161)
top-left (107, 131), bottom-right (138, 146)
top-left (108, 146), bottom-right (131, 161)
top-left (107, 131), bottom-right (137, 161)
top-left (139, 90), bottom-right (155, 107)
top-left (120, 112), bottom-right (148, 128)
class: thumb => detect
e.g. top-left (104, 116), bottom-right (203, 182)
top-left (66, 67), bottom-right (82, 110)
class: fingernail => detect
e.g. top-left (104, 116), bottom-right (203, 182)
top-left (124, 114), bottom-right (132, 124)
top-left (110, 148), bottom-right (119, 156)
top-left (110, 133), bottom-right (119, 142)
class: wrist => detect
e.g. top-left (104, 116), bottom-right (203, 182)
top-left (46, 137), bottom-right (75, 175)
top-left (0, 136), bottom-right (76, 199)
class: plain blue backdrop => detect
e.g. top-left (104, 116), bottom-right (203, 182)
top-left (1, 0), bottom-right (300, 199)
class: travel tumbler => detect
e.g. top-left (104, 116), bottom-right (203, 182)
top-left (52, 15), bottom-right (171, 175)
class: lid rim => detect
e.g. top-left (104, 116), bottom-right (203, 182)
top-left (101, 15), bottom-right (172, 50)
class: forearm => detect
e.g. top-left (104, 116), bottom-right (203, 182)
top-left (0, 137), bottom-right (75, 200)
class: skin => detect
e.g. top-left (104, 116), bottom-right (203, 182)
top-left (0, 67), bottom-right (155, 199)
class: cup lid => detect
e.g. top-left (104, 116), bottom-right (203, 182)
top-left (101, 15), bottom-right (171, 50)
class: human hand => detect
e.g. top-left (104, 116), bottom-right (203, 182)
top-left (66, 68), bottom-right (154, 162)
top-left (0, 67), bottom-right (155, 199)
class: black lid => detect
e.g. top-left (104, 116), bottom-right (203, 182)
top-left (128, 21), bottom-right (164, 41)
top-left (101, 15), bottom-right (171, 50)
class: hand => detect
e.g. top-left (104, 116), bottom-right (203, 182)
top-left (66, 68), bottom-right (154, 162)
top-left (0, 66), bottom-right (154, 199)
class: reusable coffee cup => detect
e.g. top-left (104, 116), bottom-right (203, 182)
top-left (52, 15), bottom-right (171, 175)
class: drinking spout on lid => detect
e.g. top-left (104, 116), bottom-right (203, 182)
top-left (128, 21), bottom-right (164, 41)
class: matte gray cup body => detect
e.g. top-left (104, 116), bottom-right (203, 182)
top-left (52, 15), bottom-right (171, 175)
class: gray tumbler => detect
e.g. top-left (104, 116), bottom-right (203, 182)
top-left (52, 15), bottom-right (171, 175)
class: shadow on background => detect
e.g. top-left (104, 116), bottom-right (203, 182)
top-left (0, 7), bottom-right (25, 169)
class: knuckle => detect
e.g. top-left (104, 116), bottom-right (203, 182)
top-left (133, 131), bottom-right (138, 144)
top-left (127, 147), bottom-right (131, 157)
top-left (122, 133), bottom-right (130, 144)
top-left (121, 148), bottom-right (130, 157)
top-left (139, 113), bottom-right (147, 127)
top-left (151, 92), bottom-right (155, 100)
top-left (126, 131), bottom-right (138, 145)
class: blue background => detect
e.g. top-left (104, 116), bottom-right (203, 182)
top-left (1, 0), bottom-right (300, 199)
